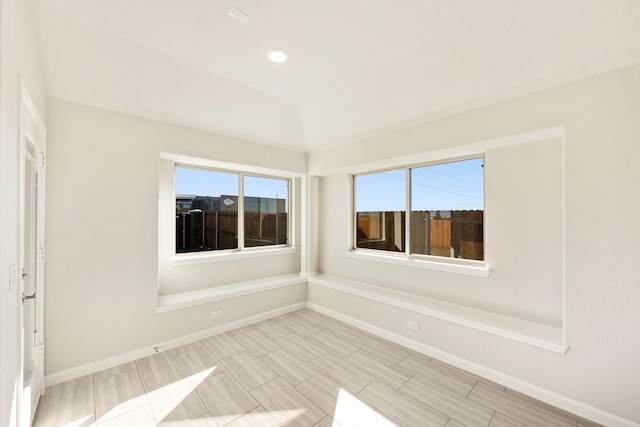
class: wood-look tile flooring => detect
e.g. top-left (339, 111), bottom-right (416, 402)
top-left (34, 309), bottom-right (601, 427)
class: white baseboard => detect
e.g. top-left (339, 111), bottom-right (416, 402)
top-left (306, 302), bottom-right (640, 427)
top-left (44, 302), bottom-right (306, 387)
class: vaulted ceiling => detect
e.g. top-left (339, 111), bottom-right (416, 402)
top-left (30, 0), bottom-right (640, 153)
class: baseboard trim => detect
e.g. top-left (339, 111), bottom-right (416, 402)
top-left (306, 302), bottom-right (640, 427)
top-left (44, 302), bottom-right (306, 387)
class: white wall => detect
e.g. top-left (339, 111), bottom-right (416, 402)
top-left (308, 63), bottom-right (640, 424)
top-left (44, 99), bottom-right (307, 376)
top-left (0, 0), bottom-right (46, 425)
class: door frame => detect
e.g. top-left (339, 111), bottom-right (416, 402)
top-left (17, 78), bottom-right (46, 427)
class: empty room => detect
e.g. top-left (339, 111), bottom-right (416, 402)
top-left (1, 0), bottom-right (640, 426)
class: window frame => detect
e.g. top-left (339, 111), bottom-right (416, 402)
top-left (353, 168), bottom-right (405, 249)
top-left (167, 157), bottom-right (297, 264)
top-left (172, 161), bottom-right (294, 258)
top-left (241, 172), bottom-right (291, 249)
top-left (352, 155), bottom-right (487, 273)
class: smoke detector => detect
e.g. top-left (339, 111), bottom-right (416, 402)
top-left (227, 6), bottom-right (250, 23)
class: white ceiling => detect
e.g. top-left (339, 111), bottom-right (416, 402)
top-left (30, 0), bottom-right (640, 153)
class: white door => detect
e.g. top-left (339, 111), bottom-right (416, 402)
top-left (19, 82), bottom-right (46, 427)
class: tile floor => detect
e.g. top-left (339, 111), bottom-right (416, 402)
top-left (33, 308), bottom-right (602, 427)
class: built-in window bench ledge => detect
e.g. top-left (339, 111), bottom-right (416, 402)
top-left (157, 273), bottom-right (306, 313)
top-left (308, 274), bottom-right (568, 354)
top-left (346, 250), bottom-right (491, 277)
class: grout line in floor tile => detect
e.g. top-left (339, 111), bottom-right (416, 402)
top-left (397, 373), bottom-right (415, 390)
top-left (466, 380), bottom-right (480, 398)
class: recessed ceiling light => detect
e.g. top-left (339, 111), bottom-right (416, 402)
top-left (268, 49), bottom-right (288, 64)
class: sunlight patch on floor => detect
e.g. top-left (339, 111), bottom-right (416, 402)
top-left (333, 388), bottom-right (396, 426)
top-left (198, 408), bottom-right (307, 426)
top-left (61, 415), bottom-right (93, 426)
top-left (147, 367), bottom-right (219, 424)
top-left (186, 365), bottom-right (218, 384)
top-left (96, 367), bottom-right (218, 425)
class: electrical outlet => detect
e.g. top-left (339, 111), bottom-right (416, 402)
top-left (211, 310), bottom-right (223, 319)
top-left (407, 321), bottom-right (419, 331)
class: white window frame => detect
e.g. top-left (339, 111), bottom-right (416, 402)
top-left (240, 171), bottom-right (292, 249)
top-left (352, 168), bottom-right (405, 251)
top-left (159, 153), bottom-right (299, 267)
top-left (351, 155), bottom-right (489, 277)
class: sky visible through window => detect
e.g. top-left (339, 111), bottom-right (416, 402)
top-left (176, 158), bottom-right (483, 213)
top-left (175, 167), bottom-right (288, 200)
top-left (244, 175), bottom-right (288, 202)
top-left (356, 158), bottom-right (484, 211)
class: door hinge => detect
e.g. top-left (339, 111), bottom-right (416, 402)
top-left (39, 247), bottom-right (45, 262)
top-left (32, 332), bottom-right (39, 363)
top-left (39, 153), bottom-right (45, 168)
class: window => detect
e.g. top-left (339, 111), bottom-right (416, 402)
top-left (354, 157), bottom-right (484, 262)
top-left (243, 175), bottom-right (289, 248)
top-left (175, 165), bottom-right (289, 254)
top-left (355, 169), bottom-right (406, 252)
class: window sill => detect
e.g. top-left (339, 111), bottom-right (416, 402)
top-left (346, 250), bottom-right (491, 277)
top-left (157, 273), bottom-right (306, 313)
top-left (171, 246), bottom-right (299, 266)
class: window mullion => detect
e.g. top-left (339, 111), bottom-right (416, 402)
top-left (238, 172), bottom-right (244, 250)
top-left (352, 175), bottom-right (357, 250)
top-left (288, 177), bottom-right (292, 246)
top-left (405, 168), bottom-right (411, 256)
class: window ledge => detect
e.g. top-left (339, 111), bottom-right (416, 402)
top-left (346, 250), bottom-right (491, 277)
top-left (157, 273), bottom-right (306, 313)
top-left (171, 246), bottom-right (299, 266)
top-left (309, 274), bottom-right (567, 354)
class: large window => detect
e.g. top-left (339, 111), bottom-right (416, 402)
top-left (354, 157), bottom-right (484, 261)
top-left (175, 165), bottom-right (289, 254)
